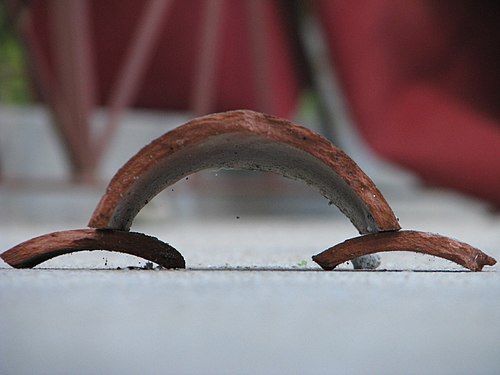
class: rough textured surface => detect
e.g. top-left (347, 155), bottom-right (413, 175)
top-left (1, 268), bottom-right (500, 375)
top-left (313, 230), bottom-right (497, 272)
top-left (88, 110), bottom-right (400, 234)
top-left (1, 214), bottom-right (499, 374)
top-left (0, 229), bottom-right (185, 269)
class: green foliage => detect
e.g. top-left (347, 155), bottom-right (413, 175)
top-left (297, 259), bottom-right (308, 267)
top-left (0, 2), bottom-right (31, 104)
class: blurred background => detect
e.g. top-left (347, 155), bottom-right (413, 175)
top-left (2, 3), bottom-right (500, 374)
top-left (1, 0), bottom-right (499, 225)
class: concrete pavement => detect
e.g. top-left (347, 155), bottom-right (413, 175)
top-left (1, 105), bottom-right (499, 374)
top-left (1, 212), bottom-right (499, 374)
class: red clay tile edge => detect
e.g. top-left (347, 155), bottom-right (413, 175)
top-left (88, 110), bottom-right (400, 233)
top-left (313, 230), bottom-right (496, 272)
top-left (0, 229), bottom-right (185, 269)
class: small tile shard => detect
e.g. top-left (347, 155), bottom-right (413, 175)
top-left (313, 230), bottom-right (496, 272)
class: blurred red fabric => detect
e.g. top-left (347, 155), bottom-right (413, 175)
top-left (315, 0), bottom-right (500, 206)
top-left (32, 0), bottom-right (300, 118)
top-left (28, 0), bottom-right (500, 205)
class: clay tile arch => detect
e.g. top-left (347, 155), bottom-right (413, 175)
top-left (88, 110), bottom-right (400, 233)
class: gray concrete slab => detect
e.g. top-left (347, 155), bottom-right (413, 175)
top-left (1, 215), bottom-right (500, 375)
top-left (1, 268), bottom-right (499, 375)
top-left (1, 105), bottom-right (499, 374)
